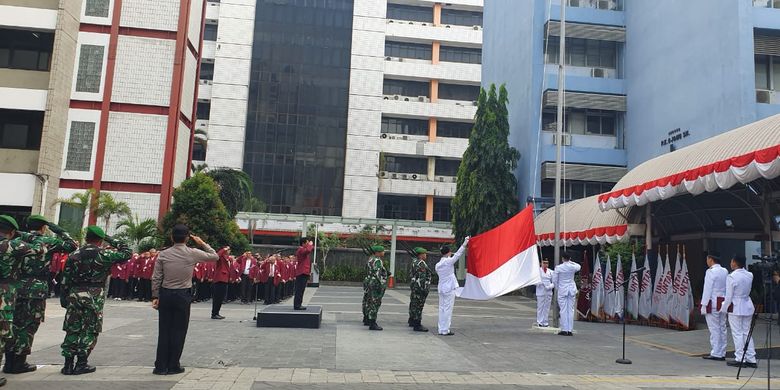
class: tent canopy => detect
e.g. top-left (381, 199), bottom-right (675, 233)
top-left (535, 195), bottom-right (631, 247)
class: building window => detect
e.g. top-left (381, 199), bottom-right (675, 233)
top-left (197, 101), bottom-right (211, 120)
top-left (200, 62), bottom-right (214, 80)
top-left (755, 54), bottom-right (780, 91)
top-left (377, 195), bottom-right (426, 220)
top-left (432, 197), bottom-right (452, 222)
top-left (541, 179), bottom-right (615, 201)
top-left (383, 79), bottom-right (429, 97)
top-left (387, 4), bottom-right (433, 23)
top-left (542, 109), bottom-right (619, 136)
top-left (440, 45), bottom-right (481, 64)
top-left (0, 109), bottom-right (44, 150)
top-left (441, 9), bottom-right (482, 27)
top-left (385, 41), bottom-right (431, 60)
top-left (383, 155), bottom-right (428, 174)
top-left (58, 203), bottom-right (84, 234)
top-left (381, 116), bottom-right (428, 136)
top-left (192, 142), bottom-right (206, 161)
top-left (546, 38), bottom-right (617, 69)
top-left (85, 0), bottom-right (110, 17)
top-left (204, 24), bottom-right (218, 41)
top-left (567, 0), bottom-right (623, 11)
top-left (438, 83), bottom-right (480, 101)
top-left (437, 121), bottom-right (472, 138)
top-left (65, 121), bottom-right (95, 171)
top-left (0, 29), bottom-right (55, 71)
top-left (435, 159), bottom-right (460, 176)
top-left (75, 44), bottom-right (105, 93)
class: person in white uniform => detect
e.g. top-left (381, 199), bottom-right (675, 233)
top-left (535, 259), bottom-right (554, 327)
top-left (721, 255), bottom-right (757, 368)
top-left (435, 237), bottom-right (469, 336)
top-left (700, 253), bottom-right (728, 361)
top-left (552, 252), bottom-right (581, 336)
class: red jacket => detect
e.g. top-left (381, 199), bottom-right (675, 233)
top-left (213, 248), bottom-right (231, 283)
top-left (132, 256), bottom-right (146, 278)
top-left (228, 258), bottom-right (241, 283)
top-left (142, 256), bottom-right (156, 279)
top-left (273, 259), bottom-right (283, 286)
top-left (257, 261), bottom-right (271, 283)
top-left (111, 263), bottom-right (122, 279)
top-left (237, 254), bottom-right (257, 276)
top-left (295, 243), bottom-right (313, 276)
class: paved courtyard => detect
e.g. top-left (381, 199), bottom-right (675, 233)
top-left (3, 285), bottom-right (778, 389)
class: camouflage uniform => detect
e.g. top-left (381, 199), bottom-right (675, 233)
top-left (0, 233), bottom-right (30, 359)
top-left (408, 257), bottom-right (432, 324)
top-left (8, 231), bottom-right (77, 357)
top-left (363, 256), bottom-right (387, 321)
top-left (61, 236), bottom-right (131, 358)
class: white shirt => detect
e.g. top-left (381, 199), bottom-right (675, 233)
top-left (536, 267), bottom-right (554, 296)
top-left (700, 263), bottom-right (727, 308)
top-left (243, 258), bottom-right (252, 275)
top-left (552, 260), bottom-right (581, 297)
top-left (436, 243), bottom-right (466, 294)
top-left (721, 268), bottom-right (755, 316)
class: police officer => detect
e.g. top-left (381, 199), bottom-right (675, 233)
top-left (363, 246), bottom-right (387, 331)
top-left (408, 247), bottom-right (432, 332)
top-left (700, 253), bottom-right (728, 361)
top-left (536, 259), bottom-right (554, 327)
top-left (60, 226), bottom-right (132, 375)
top-left (721, 255), bottom-right (757, 368)
top-left (0, 216), bottom-right (30, 387)
top-left (552, 252), bottom-right (581, 336)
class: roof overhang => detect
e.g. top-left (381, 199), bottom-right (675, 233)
top-left (535, 195), bottom-right (639, 247)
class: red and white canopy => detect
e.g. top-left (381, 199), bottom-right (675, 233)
top-left (535, 195), bottom-right (630, 247)
top-left (599, 114), bottom-right (780, 211)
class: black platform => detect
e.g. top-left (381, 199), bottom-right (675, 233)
top-left (257, 305), bottom-right (322, 329)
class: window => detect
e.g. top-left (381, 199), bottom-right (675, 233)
top-left (541, 109), bottom-right (619, 136)
top-left (441, 9), bottom-right (482, 26)
top-left (75, 44), bottom-right (105, 93)
top-left (197, 102), bottom-right (211, 120)
top-left (383, 79), bottom-right (429, 97)
top-left (541, 180), bottom-right (615, 201)
top-left (435, 159), bottom-right (460, 176)
top-left (85, 0), bottom-right (110, 17)
top-left (437, 121), bottom-right (472, 138)
top-left (438, 83), bottom-right (479, 101)
top-left (381, 116), bottom-right (428, 136)
top-left (383, 155), bottom-right (427, 174)
top-left (204, 24), bottom-right (218, 41)
top-left (0, 109), bottom-right (44, 150)
top-left (440, 45), bottom-right (481, 64)
top-left (0, 29), bottom-right (54, 71)
top-left (200, 62), bottom-right (214, 81)
top-left (377, 195), bottom-right (426, 220)
top-left (386, 4), bottom-right (433, 23)
top-left (546, 38), bottom-right (617, 69)
top-left (192, 142), bottom-right (206, 161)
top-left (754, 54), bottom-right (780, 91)
top-left (432, 197), bottom-right (452, 222)
top-left (57, 204), bottom-right (84, 234)
top-left (385, 41), bottom-right (431, 60)
top-left (65, 122), bottom-right (95, 171)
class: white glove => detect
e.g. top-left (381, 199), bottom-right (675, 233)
top-left (463, 236), bottom-right (471, 246)
top-left (700, 305), bottom-right (706, 316)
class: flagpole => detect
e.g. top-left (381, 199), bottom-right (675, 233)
top-left (552, 0), bottom-right (566, 330)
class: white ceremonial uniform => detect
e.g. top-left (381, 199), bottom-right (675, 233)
top-left (552, 260), bottom-right (581, 332)
top-left (535, 266), bottom-right (554, 326)
top-left (700, 263), bottom-right (728, 358)
top-left (720, 268), bottom-right (756, 364)
top-left (435, 238), bottom-right (468, 335)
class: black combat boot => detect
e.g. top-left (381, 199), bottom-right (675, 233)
top-left (408, 318), bottom-right (414, 327)
top-left (72, 355), bottom-right (96, 375)
top-left (2, 352), bottom-right (13, 374)
top-left (413, 322), bottom-right (429, 332)
top-left (368, 320), bottom-right (383, 331)
top-left (363, 316), bottom-right (369, 326)
top-left (11, 355), bottom-right (36, 374)
top-left (61, 357), bottom-right (74, 375)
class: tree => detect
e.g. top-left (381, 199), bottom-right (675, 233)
top-left (451, 84), bottom-right (520, 244)
top-left (161, 173), bottom-right (250, 252)
top-left (95, 192), bottom-right (131, 231)
top-left (317, 233), bottom-right (342, 272)
top-left (115, 215), bottom-right (160, 251)
top-left (206, 168), bottom-right (253, 218)
top-left (345, 225), bottom-right (386, 249)
top-left (56, 189), bottom-right (94, 240)
top-left (242, 196), bottom-right (266, 213)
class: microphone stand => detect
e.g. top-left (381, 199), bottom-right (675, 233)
top-left (611, 267), bottom-right (644, 365)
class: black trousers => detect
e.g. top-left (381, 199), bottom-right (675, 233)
top-left (264, 282), bottom-right (276, 304)
top-left (294, 274), bottom-right (308, 308)
top-left (240, 275), bottom-right (253, 302)
top-left (211, 282), bottom-right (227, 316)
top-left (155, 288), bottom-right (191, 371)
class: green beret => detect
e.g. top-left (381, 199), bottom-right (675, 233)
top-left (85, 225), bottom-right (106, 239)
top-left (0, 215), bottom-right (19, 231)
top-left (370, 245), bottom-right (385, 253)
top-left (414, 247), bottom-right (427, 255)
top-left (27, 215), bottom-right (48, 224)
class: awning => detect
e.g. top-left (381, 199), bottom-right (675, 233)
top-left (535, 195), bottom-right (631, 247)
top-left (599, 114), bottom-right (780, 211)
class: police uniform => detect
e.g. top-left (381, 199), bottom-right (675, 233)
top-left (435, 238), bottom-right (468, 336)
top-left (408, 247), bottom-right (432, 332)
top-left (535, 263), bottom-right (554, 327)
top-left (552, 257), bottom-right (581, 335)
top-left (700, 260), bottom-right (728, 360)
top-left (721, 265), bottom-right (757, 367)
top-left (362, 246), bottom-right (387, 331)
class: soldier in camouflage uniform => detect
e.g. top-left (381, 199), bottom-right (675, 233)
top-left (363, 245), bottom-right (387, 331)
top-left (408, 247), bottom-right (432, 332)
top-left (60, 226), bottom-right (131, 375)
top-left (0, 216), bottom-right (31, 387)
top-left (5, 215), bottom-right (76, 374)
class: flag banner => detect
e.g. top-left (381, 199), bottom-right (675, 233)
top-left (458, 205), bottom-right (542, 300)
top-left (591, 254), bottom-right (604, 319)
top-left (670, 250), bottom-right (683, 323)
top-left (626, 254), bottom-right (639, 320)
top-left (615, 254), bottom-right (624, 317)
top-left (604, 255), bottom-right (615, 319)
top-left (576, 250), bottom-right (592, 319)
top-left (638, 254), bottom-right (653, 320)
top-left (651, 253), bottom-right (666, 321)
top-left (679, 255), bottom-right (694, 328)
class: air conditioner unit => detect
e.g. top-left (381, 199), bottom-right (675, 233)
top-left (757, 90), bottom-right (773, 104)
top-left (380, 171), bottom-right (388, 178)
top-left (473, 25), bottom-right (480, 30)
top-left (388, 19), bottom-right (394, 23)
top-left (393, 95), bottom-right (401, 100)
top-left (408, 21), bottom-right (414, 25)
top-left (398, 57), bottom-right (404, 62)
top-left (569, 0), bottom-right (580, 6)
top-left (391, 173), bottom-right (398, 179)
top-left (418, 96), bottom-right (430, 102)
top-left (552, 133), bottom-right (572, 146)
top-left (386, 56), bottom-right (392, 60)
top-left (401, 135), bottom-right (408, 140)
top-left (383, 96), bottom-right (389, 100)
top-left (597, 0), bottom-right (613, 10)
top-left (591, 67), bottom-right (607, 78)
top-left (437, 176), bottom-right (445, 182)
top-left (381, 133), bottom-right (388, 139)
top-left (388, 135), bottom-right (397, 139)
top-left (403, 97), bottom-right (411, 101)
top-left (411, 174), bottom-right (418, 180)
top-left (445, 25), bottom-right (451, 28)
top-left (422, 23), bottom-right (427, 26)
top-left (472, 101), bottom-right (478, 106)
top-left (401, 174), bottom-right (409, 179)
top-left (451, 176), bottom-right (457, 183)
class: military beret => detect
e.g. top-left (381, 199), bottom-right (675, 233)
top-left (413, 247), bottom-right (427, 255)
top-left (370, 245), bottom-right (385, 253)
top-left (27, 215), bottom-right (48, 224)
top-left (0, 215), bottom-right (19, 231)
top-left (85, 225), bottom-right (106, 239)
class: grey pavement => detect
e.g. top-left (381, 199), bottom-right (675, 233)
top-left (1, 285), bottom-right (776, 389)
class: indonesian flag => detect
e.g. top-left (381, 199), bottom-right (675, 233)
top-left (614, 255), bottom-right (624, 317)
top-left (458, 205), bottom-right (542, 300)
top-left (576, 250), bottom-right (592, 319)
top-left (678, 255), bottom-right (694, 328)
top-left (651, 253), bottom-right (666, 321)
top-left (670, 251), bottom-right (683, 323)
top-left (603, 255), bottom-right (615, 319)
top-left (590, 254), bottom-right (604, 318)
top-left (626, 254), bottom-right (640, 320)
top-left (638, 254), bottom-right (653, 320)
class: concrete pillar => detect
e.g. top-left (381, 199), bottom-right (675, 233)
top-left (428, 118), bottom-right (437, 142)
top-left (432, 41), bottom-right (440, 64)
top-left (425, 195), bottom-right (434, 222)
top-left (427, 157), bottom-right (435, 180)
top-left (645, 204), bottom-right (653, 250)
top-left (433, 3), bottom-right (442, 26)
top-left (430, 80), bottom-right (438, 102)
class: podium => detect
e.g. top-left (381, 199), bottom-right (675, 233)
top-left (256, 305), bottom-right (322, 329)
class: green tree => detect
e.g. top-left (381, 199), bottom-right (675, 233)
top-left (115, 215), bottom-right (160, 251)
top-left (242, 196), bottom-right (266, 212)
top-left (161, 173), bottom-right (250, 252)
top-left (56, 189), bottom-right (93, 241)
top-left (344, 225), bottom-right (386, 250)
top-left (95, 192), bottom-right (131, 231)
top-left (451, 84), bottom-right (520, 244)
top-left (206, 168), bottom-right (253, 218)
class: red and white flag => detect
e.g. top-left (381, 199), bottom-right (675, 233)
top-left (591, 254), bottom-right (604, 318)
top-left (638, 254), bottom-right (653, 320)
top-left (614, 255), bottom-right (624, 317)
top-left (604, 255), bottom-right (615, 318)
top-left (458, 205), bottom-right (542, 300)
top-left (626, 254), bottom-right (639, 320)
top-left (670, 251), bottom-right (683, 323)
top-left (651, 254), bottom-right (667, 321)
top-left (678, 255), bottom-right (694, 328)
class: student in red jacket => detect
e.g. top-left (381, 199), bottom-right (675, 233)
top-left (248, 256), bottom-right (263, 302)
top-left (294, 238), bottom-right (313, 310)
top-left (211, 247), bottom-right (231, 319)
top-left (238, 252), bottom-right (256, 304)
top-left (262, 256), bottom-right (278, 305)
top-left (226, 255), bottom-right (241, 302)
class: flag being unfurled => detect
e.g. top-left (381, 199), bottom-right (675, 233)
top-left (651, 254), bottom-right (667, 321)
top-left (576, 250), bottom-right (592, 319)
top-left (591, 254), bottom-right (604, 318)
top-left (678, 254), bottom-right (694, 328)
top-left (670, 250), bottom-right (683, 323)
top-left (626, 254), bottom-right (640, 320)
top-left (604, 255), bottom-right (615, 319)
top-left (458, 205), bottom-right (541, 300)
top-left (638, 254), bottom-right (653, 320)
top-left (614, 255), bottom-right (624, 317)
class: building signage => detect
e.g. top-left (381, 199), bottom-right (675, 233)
top-left (660, 128), bottom-right (690, 147)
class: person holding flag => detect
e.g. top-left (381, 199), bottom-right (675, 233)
top-left (553, 252), bottom-right (581, 336)
top-left (435, 238), bottom-right (468, 336)
top-left (535, 259), bottom-right (554, 327)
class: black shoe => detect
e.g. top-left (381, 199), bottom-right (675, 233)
top-left (294, 306), bottom-right (307, 311)
top-left (72, 356), bottom-right (95, 375)
top-left (152, 368), bottom-right (168, 375)
top-left (211, 314), bottom-right (225, 320)
top-left (745, 362), bottom-right (758, 368)
top-left (363, 316), bottom-right (370, 326)
top-left (413, 325), bottom-right (429, 332)
top-left (369, 321), bottom-right (383, 331)
top-left (10, 355), bottom-right (36, 374)
top-left (408, 319), bottom-right (414, 327)
top-left (558, 331), bottom-right (568, 336)
top-left (439, 331), bottom-right (455, 336)
top-left (702, 355), bottom-right (726, 361)
top-left (61, 357), bottom-right (74, 375)
top-left (2, 352), bottom-right (13, 374)
top-left (168, 366), bottom-right (185, 375)
top-left (727, 360), bottom-right (757, 368)
top-left (566, 332), bottom-right (573, 336)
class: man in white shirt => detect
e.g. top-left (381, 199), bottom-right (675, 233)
top-left (535, 259), bottom-right (554, 327)
top-left (700, 253), bottom-right (728, 361)
top-left (552, 252), bottom-right (581, 336)
top-left (721, 255), bottom-right (757, 368)
top-left (435, 237), bottom-right (469, 336)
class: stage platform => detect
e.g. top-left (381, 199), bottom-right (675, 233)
top-left (256, 305), bottom-right (322, 329)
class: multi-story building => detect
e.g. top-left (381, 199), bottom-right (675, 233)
top-left (483, 0), bottom-right (780, 212)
